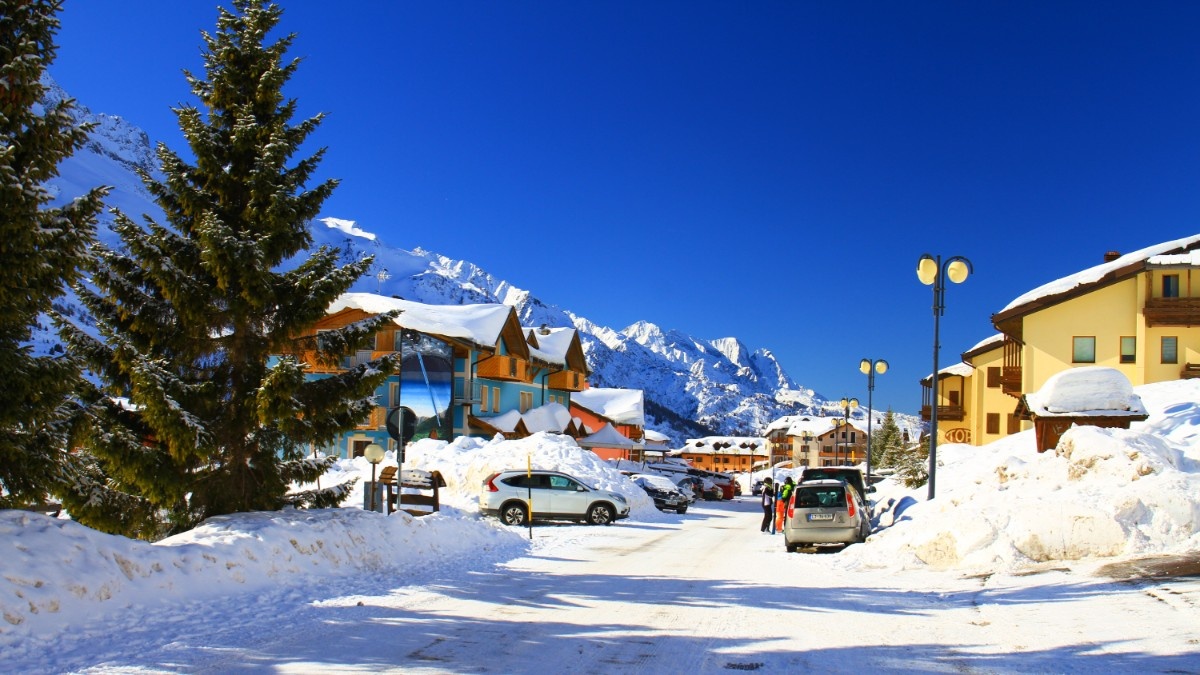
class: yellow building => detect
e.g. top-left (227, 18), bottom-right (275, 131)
top-left (935, 233), bottom-right (1200, 445)
top-left (920, 335), bottom-right (1023, 447)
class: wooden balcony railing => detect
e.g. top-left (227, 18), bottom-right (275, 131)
top-left (1144, 297), bottom-right (1200, 327)
top-left (546, 369), bottom-right (587, 392)
top-left (475, 354), bottom-right (531, 382)
top-left (1001, 366), bottom-right (1023, 396)
top-left (920, 405), bottom-right (966, 422)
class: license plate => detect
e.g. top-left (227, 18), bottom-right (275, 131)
top-left (808, 513), bottom-right (834, 521)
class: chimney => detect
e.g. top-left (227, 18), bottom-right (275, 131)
top-left (1104, 251), bottom-right (1121, 263)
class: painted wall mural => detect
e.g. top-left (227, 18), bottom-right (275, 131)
top-left (394, 333), bottom-right (453, 444)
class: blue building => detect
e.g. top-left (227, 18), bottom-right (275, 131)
top-left (286, 293), bottom-right (589, 458)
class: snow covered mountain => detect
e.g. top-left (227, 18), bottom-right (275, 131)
top-left (43, 77), bottom-right (830, 445)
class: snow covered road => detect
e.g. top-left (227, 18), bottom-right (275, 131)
top-left (20, 496), bottom-right (1200, 673)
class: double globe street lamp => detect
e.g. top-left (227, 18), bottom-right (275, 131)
top-left (859, 358), bottom-right (888, 490)
top-left (837, 397), bottom-right (858, 465)
top-left (916, 253), bottom-right (972, 500)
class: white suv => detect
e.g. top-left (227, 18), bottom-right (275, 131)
top-left (480, 470), bottom-right (630, 526)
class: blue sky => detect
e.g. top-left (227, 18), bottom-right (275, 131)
top-left (51, 1), bottom-right (1200, 416)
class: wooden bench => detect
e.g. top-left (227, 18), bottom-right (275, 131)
top-left (377, 466), bottom-right (444, 517)
top-left (1183, 363), bottom-right (1200, 379)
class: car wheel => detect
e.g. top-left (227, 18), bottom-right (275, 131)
top-left (500, 502), bottom-right (528, 526)
top-left (587, 503), bottom-right (614, 525)
top-left (676, 506), bottom-right (687, 514)
top-left (786, 541), bottom-right (797, 553)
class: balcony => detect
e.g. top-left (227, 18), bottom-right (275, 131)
top-left (920, 405), bottom-right (966, 422)
top-left (1001, 366), bottom-right (1023, 396)
top-left (475, 354), bottom-right (531, 382)
top-left (1144, 297), bottom-right (1200, 327)
top-left (546, 369), bottom-right (587, 392)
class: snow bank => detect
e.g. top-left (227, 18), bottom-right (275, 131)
top-left (843, 379), bottom-right (1200, 574)
top-left (0, 507), bottom-right (525, 644)
top-left (1, 431), bottom-right (661, 644)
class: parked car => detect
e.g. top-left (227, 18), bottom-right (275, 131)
top-left (671, 476), bottom-right (698, 504)
top-left (630, 474), bottom-right (689, 514)
top-left (480, 470), bottom-right (630, 526)
top-left (799, 466), bottom-right (873, 502)
top-left (675, 475), bottom-right (720, 501)
top-left (751, 479), bottom-right (766, 496)
top-left (782, 479), bottom-right (871, 553)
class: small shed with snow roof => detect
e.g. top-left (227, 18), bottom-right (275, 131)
top-left (1015, 366), bottom-right (1148, 452)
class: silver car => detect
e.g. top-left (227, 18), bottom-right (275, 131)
top-left (480, 469), bottom-right (630, 526)
top-left (782, 479), bottom-right (871, 553)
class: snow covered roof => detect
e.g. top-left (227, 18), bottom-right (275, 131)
top-left (476, 409), bottom-right (524, 433)
top-left (923, 362), bottom-right (974, 383)
top-left (1147, 250), bottom-right (1200, 267)
top-left (642, 429), bottom-right (671, 447)
top-left (571, 387), bottom-right (645, 426)
top-left (578, 422), bottom-right (638, 448)
top-left (476, 402), bottom-right (574, 435)
top-left (963, 333), bottom-right (1005, 360)
top-left (524, 326), bottom-right (575, 364)
top-left (997, 234), bottom-right (1200, 318)
top-left (778, 416), bottom-right (837, 437)
top-left (520, 402), bottom-right (574, 434)
top-left (1021, 367), bottom-right (1148, 418)
top-left (328, 293), bottom-right (515, 349)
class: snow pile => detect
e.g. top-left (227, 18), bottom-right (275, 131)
top-left (1022, 365), bottom-right (1147, 416)
top-left (400, 431), bottom-right (659, 517)
top-left (843, 380), bottom-right (1200, 573)
top-left (0, 507), bottom-right (525, 644)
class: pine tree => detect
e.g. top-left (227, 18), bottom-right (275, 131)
top-left (869, 408), bottom-right (904, 469)
top-left (894, 435), bottom-right (930, 490)
top-left (58, 0), bottom-right (395, 538)
top-left (0, 0), bottom-right (108, 509)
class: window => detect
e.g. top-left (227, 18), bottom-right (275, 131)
top-left (519, 391), bottom-right (533, 413)
top-left (986, 413), bottom-right (1000, 435)
top-left (316, 329), bottom-right (334, 351)
top-left (1162, 336), bottom-right (1178, 364)
top-left (492, 387), bottom-right (501, 412)
top-left (1073, 336), bottom-right (1096, 363)
top-left (1007, 414), bottom-right (1021, 434)
top-left (479, 386), bottom-right (489, 412)
top-left (1163, 274), bottom-right (1181, 298)
top-left (1120, 337), bottom-right (1136, 364)
top-left (987, 367), bottom-right (1001, 388)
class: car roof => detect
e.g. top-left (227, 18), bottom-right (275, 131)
top-left (796, 479), bottom-right (846, 487)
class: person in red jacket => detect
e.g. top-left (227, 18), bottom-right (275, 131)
top-left (774, 476), bottom-right (794, 532)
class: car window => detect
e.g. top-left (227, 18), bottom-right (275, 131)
top-left (795, 486), bottom-right (845, 508)
top-left (548, 475), bottom-right (578, 491)
top-left (504, 474), bottom-right (549, 489)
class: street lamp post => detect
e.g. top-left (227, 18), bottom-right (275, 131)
top-left (839, 398), bottom-right (859, 465)
top-left (917, 253), bottom-right (973, 500)
top-left (859, 358), bottom-right (888, 491)
top-left (364, 443), bottom-right (385, 512)
top-left (712, 441), bottom-right (732, 495)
